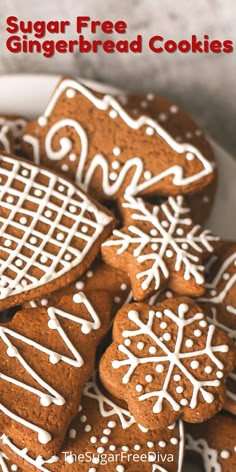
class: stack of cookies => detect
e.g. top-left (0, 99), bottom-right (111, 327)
top-left (0, 77), bottom-right (235, 472)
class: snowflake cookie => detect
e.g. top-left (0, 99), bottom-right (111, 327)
top-left (0, 376), bottom-right (185, 472)
top-left (99, 298), bottom-right (236, 430)
top-left (0, 289), bottom-right (112, 459)
top-left (0, 154), bottom-right (115, 310)
top-left (22, 77), bottom-right (216, 202)
top-left (101, 194), bottom-right (220, 300)
top-left (185, 412), bottom-right (236, 472)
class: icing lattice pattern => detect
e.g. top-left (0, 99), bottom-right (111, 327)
top-left (0, 155), bottom-right (112, 300)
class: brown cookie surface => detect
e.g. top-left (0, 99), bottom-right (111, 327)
top-left (0, 153), bottom-right (115, 311)
top-left (22, 77), bottom-right (216, 201)
top-left (0, 115), bottom-right (27, 154)
top-left (99, 298), bottom-right (236, 430)
top-left (102, 195), bottom-right (220, 300)
top-left (0, 376), bottom-right (185, 472)
top-left (0, 290), bottom-right (112, 459)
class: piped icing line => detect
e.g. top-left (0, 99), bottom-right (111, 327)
top-left (112, 304), bottom-right (228, 413)
top-left (103, 195), bottom-right (218, 291)
top-left (185, 434), bottom-right (221, 471)
top-left (0, 451), bottom-right (12, 472)
top-left (0, 155), bottom-right (112, 300)
top-left (0, 126), bottom-right (10, 153)
top-left (1, 435), bottom-right (59, 472)
top-left (0, 117), bottom-right (27, 140)
top-left (0, 294), bottom-right (102, 443)
top-left (25, 78), bottom-right (215, 195)
top-left (23, 134), bottom-right (40, 164)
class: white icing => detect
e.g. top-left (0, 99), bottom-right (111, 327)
top-left (185, 433), bottom-right (222, 471)
top-left (0, 126), bottom-right (11, 153)
top-left (24, 78), bottom-right (214, 197)
top-left (103, 195), bottom-right (218, 291)
top-left (0, 155), bottom-right (112, 300)
top-left (112, 304), bottom-right (228, 413)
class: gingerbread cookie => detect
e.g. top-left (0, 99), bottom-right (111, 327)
top-left (0, 115), bottom-right (27, 154)
top-left (116, 92), bottom-right (217, 224)
top-left (0, 289), bottom-right (112, 459)
top-left (22, 77), bottom-right (216, 202)
top-left (0, 153), bottom-right (115, 310)
top-left (0, 376), bottom-right (185, 472)
top-left (196, 242), bottom-right (236, 414)
top-left (102, 195), bottom-right (220, 300)
top-left (185, 412), bottom-right (236, 471)
top-left (24, 259), bottom-right (131, 316)
top-left (99, 298), bottom-right (236, 430)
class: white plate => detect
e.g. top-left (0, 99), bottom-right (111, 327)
top-left (0, 74), bottom-right (235, 472)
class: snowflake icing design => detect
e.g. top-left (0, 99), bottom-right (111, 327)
top-left (112, 303), bottom-right (230, 417)
top-left (103, 195), bottom-right (219, 296)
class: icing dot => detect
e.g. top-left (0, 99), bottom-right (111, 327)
top-left (145, 375), bottom-right (153, 383)
top-left (86, 271), bottom-right (93, 278)
top-left (216, 371), bottom-right (224, 378)
top-left (109, 172), bottom-right (118, 181)
top-left (97, 447), bottom-right (104, 453)
top-left (134, 444), bottom-right (141, 450)
top-left (136, 384), bottom-right (143, 392)
top-left (180, 399), bottom-right (188, 406)
top-left (122, 446), bottom-right (129, 452)
top-left (69, 153), bottom-right (76, 161)
top-left (176, 228), bottom-right (184, 236)
top-left (166, 290), bottom-right (173, 298)
top-left (38, 116), bottom-right (47, 126)
top-left (120, 283), bottom-right (127, 291)
top-left (174, 374), bottom-right (181, 382)
top-left (194, 330), bottom-right (202, 337)
top-left (40, 255), bottom-right (48, 264)
top-left (88, 468), bottom-right (96, 472)
top-left (186, 132), bottom-right (193, 139)
top-left (75, 281), bottom-right (84, 290)
top-left (113, 147), bottom-right (121, 156)
top-left (80, 415), bottom-right (87, 423)
top-left (160, 322), bottom-right (167, 329)
top-left (116, 466), bottom-right (124, 472)
top-left (124, 339), bottom-right (131, 347)
top-left (15, 259), bottom-right (23, 267)
top-left (4, 239), bottom-right (12, 247)
top-left (185, 339), bottom-right (194, 348)
top-left (210, 289), bottom-right (217, 296)
top-left (7, 346), bottom-right (18, 357)
top-left (112, 160), bottom-right (120, 170)
top-left (158, 113), bottom-right (167, 122)
top-left (45, 210), bottom-right (53, 218)
top-left (144, 171), bottom-right (152, 180)
top-left (191, 360), bottom-right (199, 369)
top-left (11, 466), bottom-right (18, 472)
top-left (163, 333), bottom-right (171, 341)
top-left (149, 346), bottom-right (156, 354)
top-left (162, 221), bottom-right (169, 228)
top-left (186, 152), bottom-right (195, 160)
top-left (112, 360), bottom-right (120, 369)
top-left (223, 273), bottom-right (230, 280)
top-left (103, 428), bottom-right (111, 435)
top-left (109, 110), bottom-right (118, 119)
top-left (159, 441), bottom-right (166, 447)
top-left (64, 253), bottom-right (72, 261)
top-left (69, 205), bottom-right (77, 213)
top-left (109, 445), bottom-right (116, 451)
top-left (176, 386), bottom-right (184, 394)
top-left (58, 185), bottom-right (65, 193)
top-left (108, 421), bottom-right (116, 428)
top-left (66, 455), bottom-right (74, 464)
top-left (156, 364), bottom-right (164, 373)
top-left (220, 450), bottom-right (230, 459)
top-left (68, 428), bottom-right (76, 438)
top-left (40, 395), bottom-right (52, 407)
top-left (34, 189), bottom-right (43, 197)
top-left (19, 216), bottom-right (27, 225)
top-left (170, 437), bottom-right (178, 445)
top-left (147, 93), bottom-right (154, 101)
top-left (147, 441), bottom-right (154, 448)
top-left (101, 436), bottom-right (109, 444)
top-left (146, 126), bottom-right (154, 135)
top-left (156, 311), bottom-right (162, 318)
top-left (170, 105), bottom-right (178, 114)
top-left (195, 130), bottom-right (202, 136)
top-left (84, 425), bottom-right (92, 432)
top-left (56, 232), bottom-right (64, 241)
top-left (141, 100), bottom-right (148, 108)
top-left (181, 243), bottom-right (189, 250)
top-left (81, 225), bottom-right (88, 233)
top-left (6, 195), bottom-right (14, 203)
top-left (38, 431), bottom-right (52, 444)
top-left (114, 296), bottom-right (121, 303)
top-left (150, 229), bottom-right (158, 236)
top-left (49, 353), bottom-right (60, 364)
top-left (151, 243), bottom-right (158, 251)
top-left (137, 342), bottom-right (144, 350)
top-left (204, 366), bottom-right (213, 374)
top-left (199, 320), bottom-right (207, 328)
top-left (166, 250), bottom-right (173, 258)
top-left (66, 88), bottom-right (76, 98)
top-left (168, 423), bottom-right (176, 430)
top-left (90, 436), bottom-right (97, 444)
top-left (41, 298), bottom-right (48, 306)
top-left (29, 236), bottom-right (37, 245)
